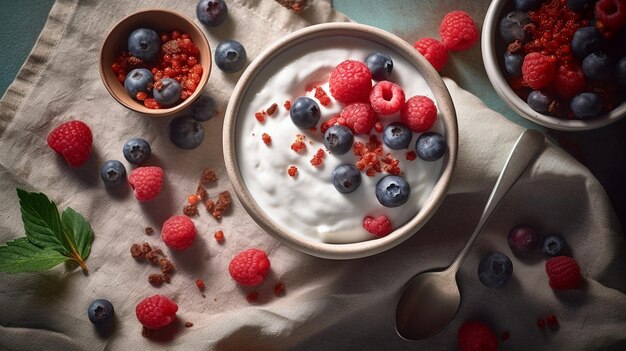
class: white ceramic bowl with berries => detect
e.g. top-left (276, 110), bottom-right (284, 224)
top-left (482, 0), bottom-right (626, 131)
top-left (99, 9), bottom-right (211, 116)
top-left (223, 22), bottom-right (458, 259)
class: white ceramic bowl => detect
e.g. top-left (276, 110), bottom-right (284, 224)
top-left (223, 23), bottom-right (458, 259)
top-left (482, 0), bottom-right (626, 131)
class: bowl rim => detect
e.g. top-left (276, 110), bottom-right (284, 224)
top-left (223, 22), bottom-right (458, 259)
top-left (98, 8), bottom-right (211, 117)
top-left (481, 0), bottom-right (626, 131)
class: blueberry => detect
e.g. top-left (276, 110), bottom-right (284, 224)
top-left (324, 125), bottom-right (354, 155)
top-left (127, 28), bottom-right (160, 61)
top-left (504, 51), bottom-right (523, 77)
top-left (191, 94), bottom-right (219, 122)
top-left (478, 252), bottom-right (513, 288)
top-left (515, 0), bottom-right (542, 11)
top-left (567, 0), bottom-right (592, 11)
top-left (215, 40), bottom-right (247, 73)
top-left (100, 160), bottom-right (126, 187)
top-left (383, 122), bottom-right (413, 150)
top-left (375, 175), bottom-right (410, 207)
top-left (499, 11), bottom-right (532, 44)
top-left (169, 116), bottom-right (205, 149)
top-left (365, 53), bottom-right (393, 81)
top-left (290, 96), bottom-right (321, 129)
top-left (415, 132), bottom-right (446, 161)
top-left (571, 92), bottom-right (602, 119)
top-left (527, 90), bottom-right (553, 114)
top-left (617, 57), bottom-right (626, 85)
top-left (571, 27), bottom-right (603, 58)
top-left (124, 68), bottom-right (154, 99)
top-left (123, 138), bottom-right (151, 165)
top-left (332, 164), bottom-right (362, 194)
top-left (542, 234), bottom-right (567, 256)
top-left (196, 0), bottom-right (228, 27)
top-left (88, 299), bottom-right (115, 325)
top-left (153, 78), bottom-right (182, 106)
top-left (582, 52), bottom-right (613, 81)
top-left (507, 226), bottom-right (540, 257)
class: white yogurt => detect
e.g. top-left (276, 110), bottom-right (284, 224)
top-left (236, 37), bottom-right (444, 244)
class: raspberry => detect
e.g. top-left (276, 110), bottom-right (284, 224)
top-left (128, 166), bottom-right (164, 202)
top-left (363, 215), bottom-right (393, 237)
top-left (439, 11), bottom-right (479, 51)
top-left (46, 120), bottom-right (93, 167)
top-left (595, 0), bottom-right (626, 30)
top-left (545, 256), bottom-right (581, 290)
top-left (338, 103), bottom-right (377, 135)
top-left (135, 295), bottom-right (178, 330)
top-left (457, 320), bottom-right (498, 351)
top-left (161, 215), bottom-right (196, 250)
top-left (229, 248), bottom-right (271, 286)
top-left (413, 38), bottom-right (449, 72)
top-left (553, 64), bottom-right (586, 99)
top-left (400, 95), bottom-right (437, 132)
top-left (329, 60), bottom-right (372, 103)
top-left (369, 81), bottom-right (406, 115)
top-left (522, 52), bottom-right (557, 89)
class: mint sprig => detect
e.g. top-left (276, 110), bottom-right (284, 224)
top-left (0, 189), bottom-right (94, 274)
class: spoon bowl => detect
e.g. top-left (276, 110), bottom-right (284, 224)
top-left (395, 129), bottom-right (544, 341)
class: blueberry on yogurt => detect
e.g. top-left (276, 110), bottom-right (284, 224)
top-left (376, 175), bottom-right (410, 207)
top-left (124, 68), bottom-right (154, 99)
top-left (324, 125), bottom-right (353, 155)
top-left (415, 132), bottom-right (446, 161)
top-left (128, 28), bottom-right (160, 61)
top-left (290, 96), bottom-right (320, 129)
top-left (383, 122), bottom-right (413, 150)
top-left (215, 40), bottom-right (247, 73)
top-left (153, 78), bottom-right (182, 106)
top-left (332, 164), bottom-right (362, 194)
top-left (365, 52), bottom-right (393, 81)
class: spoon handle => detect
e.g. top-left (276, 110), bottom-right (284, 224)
top-left (447, 129), bottom-right (545, 274)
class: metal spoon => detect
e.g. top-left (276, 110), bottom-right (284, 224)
top-left (395, 129), bottom-right (545, 341)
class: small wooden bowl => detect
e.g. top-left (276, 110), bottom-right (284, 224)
top-left (99, 9), bottom-right (211, 116)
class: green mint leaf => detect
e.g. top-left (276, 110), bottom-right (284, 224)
top-left (0, 237), bottom-right (67, 273)
top-left (61, 207), bottom-right (93, 260)
top-left (17, 188), bottom-right (69, 255)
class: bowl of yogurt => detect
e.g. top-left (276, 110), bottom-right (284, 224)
top-left (223, 22), bottom-right (458, 259)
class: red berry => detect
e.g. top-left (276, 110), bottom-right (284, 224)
top-left (196, 279), bottom-right (205, 291)
top-left (329, 59), bottom-right (373, 103)
top-left (439, 10), bottom-right (479, 51)
top-left (369, 81), bottom-right (406, 115)
top-left (128, 166), bottom-right (164, 202)
top-left (338, 102), bottom-right (377, 135)
top-left (229, 248), bottom-right (271, 287)
top-left (522, 52), bottom-right (557, 89)
top-left (553, 64), bottom-right (586, 99)
top-left (413, 38), bottom-right (449, 72)
top-left (363, 215), bottom-right (393, 237)
top-left (46, 120), bottom-right (93, 167)
top-left (545, 256), bottom-right (581, 290)
top-left (161, 215), bottom-right (196, 250)
top-left (546, 314), bottom-right (558, 327)
top-left (135, 295), bottom-right (178, 329)
top-left (457, 320), bottom-right (498, 351)
top-left (400, 95), bottom-right (437, 132)
top-left (595, 0), bottom-right (626, 29)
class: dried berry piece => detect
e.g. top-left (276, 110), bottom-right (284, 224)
top-left (266, 103), bottom-right (278, 116)
top-left (200, 169), bottom-right (218, 183)
top-left (145, 227), bottom-right (154, 235)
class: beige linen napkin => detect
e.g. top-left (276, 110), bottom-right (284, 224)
top-left (1, 0), bottom-right (625, 350)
